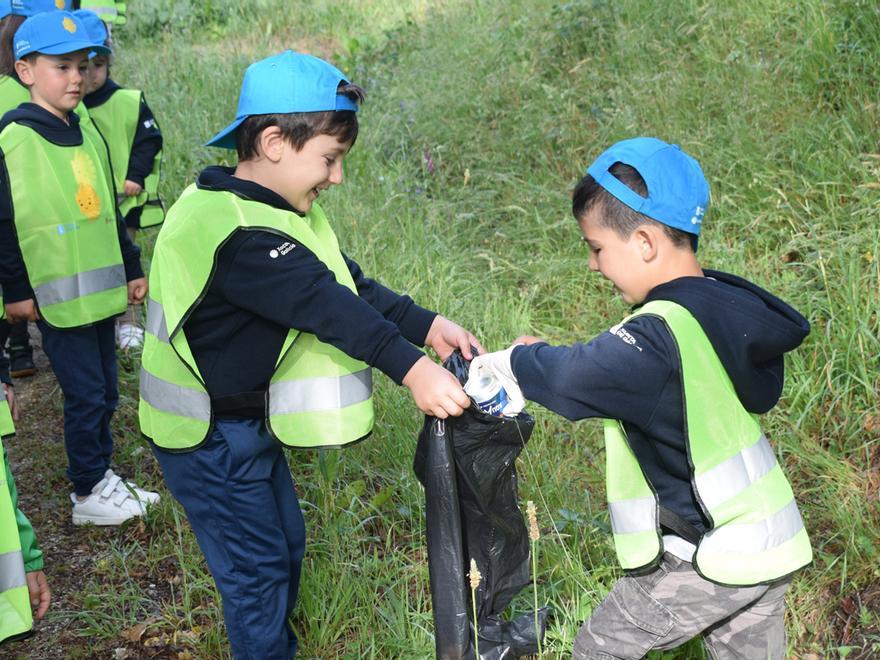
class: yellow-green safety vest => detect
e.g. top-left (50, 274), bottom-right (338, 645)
top-left (77, 0), bottom-right (126, 24)
top-left (0, 114), bottom-right (128, 329)
top-left (87, 89), bottom-right (164, 227)
top-left (0, 435), bottom-right (29, 644)
top-left (604, 299), bottom-right (812, 586)
top-left (139, 186), bottom-right (374, 450)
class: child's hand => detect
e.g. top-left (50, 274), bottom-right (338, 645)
top-left (123, 180), bottom-right (143, 197)
top-left (425, 315), bottom-right (485, 361)
top-left (4, 299), bottom-right (40, 323)
top-left (4, 384), bottom-right (19, 422)
top-left (513, 335), bottom-right (545, 346)
top-left (127, 278), bottom-right (148, 304)
top-left (403, 355), bottom-right (470, 419)
top-left (26, 570), bottom-right (50, 620)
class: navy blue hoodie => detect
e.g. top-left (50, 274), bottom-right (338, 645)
top-left (181, 166), bottom-right (437, 418)
top-left (510, 270), bottom-right (810, 534)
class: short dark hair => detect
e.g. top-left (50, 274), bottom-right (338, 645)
top-left (235, 82), bottom-right (366, 161)
top-left (572, 162), bottom-right (696, 251)
top-left (0, 14), bottom-right (25, 76)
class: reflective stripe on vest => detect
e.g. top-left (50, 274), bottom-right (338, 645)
top-left (603, 300), bottom-right (811, 586)
top-left (139, 188), bottom-right (374, 450)
top-left (0, 119), bottom-right (128, 328)
top-left (88, 89), bottom-right (164, 227)
top-left (0, 444), bottom-right (31, 642)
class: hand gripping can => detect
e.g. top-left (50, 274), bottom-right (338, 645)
top-left (464, 374), bottom-right (509, 417)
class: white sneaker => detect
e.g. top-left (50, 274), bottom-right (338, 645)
top-left (71, 472), bottom-right (156, 526)
top-left (116, 322), bottom-right (144, 350)
top-left (104, 469), bottom-right (161, 504)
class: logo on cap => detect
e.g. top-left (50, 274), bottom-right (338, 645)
top-left (55, 0), bottom-right (64, 7)
top-left (690, 205), bottom-right (705, 225)
top-left (62, 16), bottom-right (76, 32)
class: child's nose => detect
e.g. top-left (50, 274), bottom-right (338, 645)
top-left (329, 162), bottom-right (343, 185)
top-left (588, 253), bottom-right (599, 271)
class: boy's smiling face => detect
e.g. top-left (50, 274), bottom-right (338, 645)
top-left (579, 204), bottom-right (652, 305)
top-left (15, 50), bottom-right (89, 120)
top-left (274, 133), bottom-right (351, 213)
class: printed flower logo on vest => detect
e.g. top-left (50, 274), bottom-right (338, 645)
top-left (62, 17), bottom-right (77, 33)
top-left (70, 150), bottom-right (102, 220)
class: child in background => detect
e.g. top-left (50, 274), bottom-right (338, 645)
top-left (0, 1), bottom-right (73, 379)
top-left (0, 10), bottom-right (159, 525)
top-left (472, 137), bottom-right (812, 659)
top-left (140, 50), bottom-right (480, 657)
top-left (77, 8), bottom-right (164, 350)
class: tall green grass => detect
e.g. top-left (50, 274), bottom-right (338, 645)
top-left (52, 0), bottom-right (880, 656)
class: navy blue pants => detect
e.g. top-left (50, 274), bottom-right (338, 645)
top-left (38, 319), bottom-right (117, 495)
top-left (152, 419), bottom-right (305, 659)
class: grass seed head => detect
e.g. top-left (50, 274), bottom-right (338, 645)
top-left (527, 500), bottom-right (540, 541)
top-left (469, 558), bottom-right (482, 590)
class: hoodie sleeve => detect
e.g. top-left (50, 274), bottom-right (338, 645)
top-left (510, 315), bottom-right (679, 426)
top-left (343, 254), bottom-right (437, 347)
top-left (0, 150), bottom-right (34, 303)
top-left (3, 442), bottom-right (44, 572)
top-left (124, 94), bottom-right (162, 187)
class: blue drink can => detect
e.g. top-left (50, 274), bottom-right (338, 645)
top-left (465, 375), bottom-right (509, 417)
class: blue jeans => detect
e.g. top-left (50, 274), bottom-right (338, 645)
top-left (152, 419), bottom-right (305, 659)
top-left (37, 319), bottom-right (117, 495)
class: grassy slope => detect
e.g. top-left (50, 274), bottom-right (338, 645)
top-left (8, 0), bottom-right (878, 657)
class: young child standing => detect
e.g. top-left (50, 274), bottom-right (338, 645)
top-left (0, 1), bottom-right (74, 379)
top-left (0, 10), bottom-right (159, 526)
top-left (77, 8), bottom-right (164, 350)
top-left (472, 137), bottom-right (812, 659)
top-left (140, 50), bottom-right (480, 657)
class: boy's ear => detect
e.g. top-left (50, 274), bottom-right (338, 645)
top-left (14, 59), bottom-right (35, 86)
top-left (258, 126), bottom-right (286, 163)
top-left (634, 226), bottom-right (660, 262)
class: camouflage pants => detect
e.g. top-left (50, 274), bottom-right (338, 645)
top-left (572, 552), bottom-right (791, 659)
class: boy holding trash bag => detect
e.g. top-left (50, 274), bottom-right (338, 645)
top-left (139, 50), bottom-right (481, 657)
top-left (471, 137), bottom-right (812, 659)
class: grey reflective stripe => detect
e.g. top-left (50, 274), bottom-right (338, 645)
top-left (33, 264), bottom-right (126, 307)
top-left (0, 550), bottom-right (26, 593)
top-left (145, 298), bottom-right (170, 343)
top-left (700, 498), bottom-right (805, 556)
top-left (695, 435), bottom-right (777, 510)
top-left (139, 368), bottom-right (210, 421)
top-left (608, 495), bottom-right (656, 535)
top-left (269, 368), bottom-right (372, 415)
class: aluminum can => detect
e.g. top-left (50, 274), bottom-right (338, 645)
top-left (464, 375), bottom-right (509, 417)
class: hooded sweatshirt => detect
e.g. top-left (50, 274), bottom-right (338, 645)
top-left (180, 166), bottom-right (437, 418)
top-left (510, 270), bottom-right (810, 545)
top-left (0, 103), bottom-right (144, 302)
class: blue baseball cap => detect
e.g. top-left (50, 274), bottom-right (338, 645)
top-left (207, 50), bottom-right (359, 149)
top-left (587, 137), bottom-right (710, 240)
top-left (72, 9), bottom-right (108, 47)
top-left (2, 0), bottom-right (71, 18)
top-left (14, 10), bottom-right (110, 59)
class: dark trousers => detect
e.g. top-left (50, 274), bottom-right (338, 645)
top-left (37, 319), bottom-right (117, 495)
top-left (0, 319), bottom-right (30, 351)
top-left (152, 419), bottom-right (305, 659)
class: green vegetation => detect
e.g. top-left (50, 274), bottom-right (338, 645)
top-left (11, 0), bottom-right (879, 657)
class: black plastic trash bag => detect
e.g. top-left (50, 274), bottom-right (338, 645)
top-left (413, 349), bottom-right (549, 660)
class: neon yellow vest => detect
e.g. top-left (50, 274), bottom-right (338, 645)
top-left (87, 89), bottom-right (164, 227)
top-left (139, 186), bottom-right (374, 450)
top-left (0, 440), bottom-right (30, 644)
top-left (604, 300), bottom-right (812, 586)
top-left (0, 117), bottom-right (128, 328)
top-left (77, 0), bottom-right (126, 24)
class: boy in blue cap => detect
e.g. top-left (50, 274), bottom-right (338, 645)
top-left (0, 10), bottom-right (159, 526)
top-left (471, 137), bottom-right (812, 659)
top-left (76, 8), bottom-right (164, 349)
top-left (140, 50), bottom-right (480, 657)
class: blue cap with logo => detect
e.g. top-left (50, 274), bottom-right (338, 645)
top-left (14, 9), bottom-right (111, 59)
top-left (72, 8), bottom-right (108, 47)
top-left (587, 137), bottom-right (710, 240)
top-left (1, 0), bottom-right (71, 18)
top-left (207, 50), bottom-right (359, 149)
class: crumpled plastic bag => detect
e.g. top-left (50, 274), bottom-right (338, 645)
top-left (414, 349), bottom-right (549, 659)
